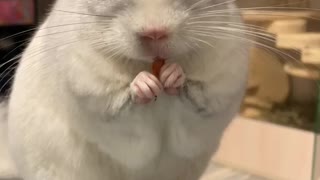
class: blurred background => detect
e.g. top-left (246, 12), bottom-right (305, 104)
top-left (0, 0), bottom-right (319, 180)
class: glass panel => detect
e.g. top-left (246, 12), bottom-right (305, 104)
top-left (218, 1), bottom-right (319, 180)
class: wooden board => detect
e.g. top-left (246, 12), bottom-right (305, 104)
top-left (267, 19), bottom-right (307, 34)
top-left (247, 48), bottom-right (290, 104)
top-left (237, 0), bottom-right (309, 8)
top-left (213, 116), bottom-right (314, 180)
top-left (242, 10), bottom-right (320, 22)
top-left (302, 47), bottom-right (320, 65)
top-left (277, 33), bottom-right (320, 49)
top-left (284, 63), bottom-right (320, 79)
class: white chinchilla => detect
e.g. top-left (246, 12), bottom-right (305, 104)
top-left (7, 0), bottom-right (249, 179)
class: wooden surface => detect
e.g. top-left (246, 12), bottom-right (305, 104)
top-left (277, 33), bottom-right (320, 49)
top-left (237, 0), bottom-right (309, 8)
top-left (302, 47), bottom-right (320, 65)
top-left (247, 48), bottom-right (290, 104)
top-left (267, 19), bottom-right (307, 34)
top-left (242, 10), bottom-right (319, 22)
top-left (213, 116), bottom-right (314, 180)
top-left (284, 63), bottom-right (320, 79)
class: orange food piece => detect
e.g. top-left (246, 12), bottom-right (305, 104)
top-left (152, 57), bottom-right (165, 79)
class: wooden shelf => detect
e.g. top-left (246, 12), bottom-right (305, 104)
top-left (284, 63), bottom-right (320, 79)
top-left (242, 10), bottom-right (320, 22)
top-left (302, 47), bottom-right (320, 65)
top-left (267, 19), bottom-right (307, 34)
top-left (277, 33), bottom-right (320, 49)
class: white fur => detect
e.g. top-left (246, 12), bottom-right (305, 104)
top-left (7, 0), bottom-right (249, 180)
top-left (0, 101), bottom-right (19, 179)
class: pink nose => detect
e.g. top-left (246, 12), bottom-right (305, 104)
top-left (139, 28), bottom-right (169, 41)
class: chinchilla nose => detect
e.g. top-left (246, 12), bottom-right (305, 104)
top-left (138, 27), bottom-right (169, 41)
